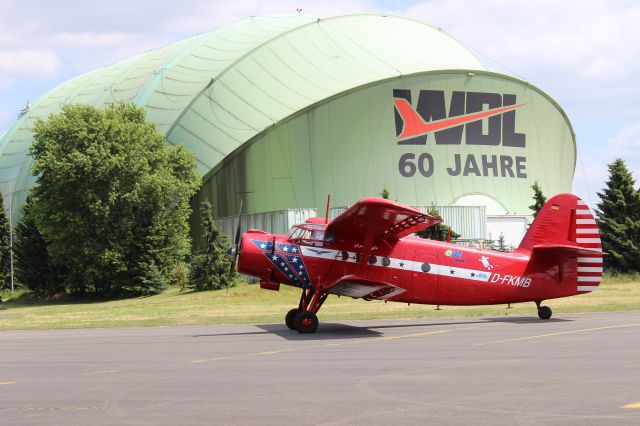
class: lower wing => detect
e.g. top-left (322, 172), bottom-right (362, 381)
top-left (326, 275), bottom-right (406, 300)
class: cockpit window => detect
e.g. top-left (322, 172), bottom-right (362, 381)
top-left (288, 224), bottom-right (327, 246)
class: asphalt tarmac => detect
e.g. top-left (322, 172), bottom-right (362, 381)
top-left (1, 311), bottom-right (640, 425)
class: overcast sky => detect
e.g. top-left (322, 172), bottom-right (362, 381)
top-left (1, 0), bottom-right (638, 206)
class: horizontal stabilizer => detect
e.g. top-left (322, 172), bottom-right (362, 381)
top-left (531, 244), bottom-right (605, 256)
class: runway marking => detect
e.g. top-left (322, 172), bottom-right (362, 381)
top-left (188, 328), bottom-right (454, 363)
top-left (91, 370), bottom-right (118, 375)
top-left (0, 406), bottom-right (107, 412)
top-left (473, 323), bottom-right (640, 346)
top-left (622, 401), bottom-right (640, 409)
top-left (0, 381), bottom-right (16, 386)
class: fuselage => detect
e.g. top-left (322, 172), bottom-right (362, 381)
top-left (238, 230), bottom-right (584, 306)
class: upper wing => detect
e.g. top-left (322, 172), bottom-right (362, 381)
top-left (326, 197), bottom-right (440, 243)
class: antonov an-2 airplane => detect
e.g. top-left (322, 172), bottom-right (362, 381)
top-left (229, 194), bottom-right (603, 333)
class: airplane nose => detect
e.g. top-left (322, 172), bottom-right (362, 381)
top-left (237, 232), bottom-right (273, 277)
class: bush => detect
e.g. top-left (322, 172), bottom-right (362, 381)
top-left (170, 261), bottom-right (189, 291)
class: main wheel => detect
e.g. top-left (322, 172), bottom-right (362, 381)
top-left (285, 308), bottom-right (299, 330)
top-left (294, 311), bottom-right (318, 334)
top-left (538, 306), bottom-right (552, 320)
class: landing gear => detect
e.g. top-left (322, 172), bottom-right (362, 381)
top-left (538, 306), bottom-right (552, 320)
top-left (294, 311), bottom-right (318, 333)
top-left (285, 287), bottom-right (328, 333)
top-left (285, 309), bottom-right (299, 330)
top-left (535, 301), bottom-right (552, 320)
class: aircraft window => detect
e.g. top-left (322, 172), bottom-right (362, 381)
top-left (421, 263), bottom-right (431, 273)
top-left (310, 230), bottom-right (325, 241)
top-left (288, 227), bottom-right (306, 240)
top-left (382, 257), bottom-right (391, 266)
top-left (288, 224), bottom-right (327, 246)
top-left (368, 255), bottom-right (377, 265)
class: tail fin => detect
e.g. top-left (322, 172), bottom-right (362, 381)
top-left (519, 193), bottom-right (603, 292)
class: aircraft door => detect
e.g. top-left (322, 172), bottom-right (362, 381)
top-left (412, 251), bottom-right (439, 303)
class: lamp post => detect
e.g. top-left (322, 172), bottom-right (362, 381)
top-left (9, 191), bottom-right (14, 293)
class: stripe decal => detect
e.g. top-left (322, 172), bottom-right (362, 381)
top-left (576, 218), bottom-right (596, 225)
top-left (577, 266), bottom-right (603, 273)
top-left (577, 257), bottom-right (602, 264)
top-left (576, 228), bottom-right (599, 234)
top-left (574, 201), bottom-right (603, 293)
top-left (300, 246), bottom-right (492, 283)
top-left (576, 238), bottom-right (602, 244)
top-left (578, 276), bottom-right (602, 282)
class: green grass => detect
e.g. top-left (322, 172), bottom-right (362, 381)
top-left (0, 274), bottom-right (638, 330)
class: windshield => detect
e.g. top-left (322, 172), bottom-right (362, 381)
top-left (288, 224), bottom-right (326, 245)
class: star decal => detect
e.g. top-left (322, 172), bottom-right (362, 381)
top-left (470, 272), bottom-right (475, 278)
top-left (450, 269), bottom-right (455, 275)
top-left (399, 262), bottom-right (405, 268)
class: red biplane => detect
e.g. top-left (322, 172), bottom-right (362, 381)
top-left (229, 194), bottom-right (603, 333)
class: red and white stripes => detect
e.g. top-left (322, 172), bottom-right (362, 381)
top-left (575, 200), bottom-right (603, 292)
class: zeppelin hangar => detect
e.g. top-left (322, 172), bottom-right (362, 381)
top-left (0, 14), bottom-right (576, 244)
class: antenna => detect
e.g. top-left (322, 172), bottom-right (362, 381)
top-left (324, 194), bottom-right (331, 224)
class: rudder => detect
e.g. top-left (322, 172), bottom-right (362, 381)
top-left (519, 193), bottom-right (603, 292)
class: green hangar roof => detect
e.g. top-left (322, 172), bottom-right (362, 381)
top-left (0, 13), bottom-right (486, 215)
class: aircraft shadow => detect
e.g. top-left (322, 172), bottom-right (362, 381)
top-left (192, 323), bottom-right (384, 340)
top-left (192, 316), bottom-right (573, 340)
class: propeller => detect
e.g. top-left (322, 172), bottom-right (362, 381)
top-left (228, 199), bottom-right (244, 282)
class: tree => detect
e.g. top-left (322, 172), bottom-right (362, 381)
top-left (29, 104), bottom-right (200, 296)
top-left (189, 201), bottom-right (232, 291)
top-left (13, 196), bottom-right (65, 296)
top-left (415, 205), bottom-right (461, 241)
top-left (0, 199), bottom-right (10, 291)
top-left (595, 158), bottom-right (640, 273)
top-left (529, 180), bottom-right (547, 218)
top-left (496, 233), bottom-right (509, 252)
top-left (379, 186), bottom-right (391, 200)
top-left (484, 233), bottom-right (495, 250)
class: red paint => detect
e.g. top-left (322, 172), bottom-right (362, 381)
top-left (237, 194), bottom-right (604, 331)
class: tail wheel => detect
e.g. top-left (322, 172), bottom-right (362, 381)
top-left (285, 308), bottom-right (299, 330)
top-left (538, 306), bottom-right (552, 320)
top-left (294, 311), bottom-right (318, 334)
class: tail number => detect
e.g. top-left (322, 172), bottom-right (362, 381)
top-left (490, 273), bottom-right (532, 287)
